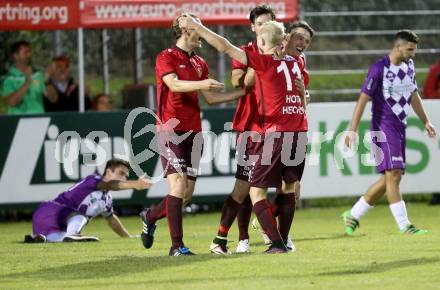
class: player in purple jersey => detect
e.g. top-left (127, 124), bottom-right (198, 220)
top-left (343, 30), bottom-right (436, 235)
top-left (24, 158), bottom-right (151, 243)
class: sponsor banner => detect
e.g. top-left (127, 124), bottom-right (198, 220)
top-left (0, 102), bottom-right (439, 206)
top-left (0, 0), bottom-right (79, 31)
top-left (1, 0), bottom-right (297, 31)
top-left (80, 0), bottom-right (298, 28)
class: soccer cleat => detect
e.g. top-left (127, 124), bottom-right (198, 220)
top-left (263, 245), bottom-right (288, 254)
top-left (62, 234), bottom-right (99, 242)
top-left (140, 208), bottom-right (157, 249)
top-left (169, 246), bottom-right (196, 256)
top-left (24, 234), bottom-right (46, 243)
top-left (252, 218), bottom-right (272, 245)
top-left (401, 224), bottom-right (428, 235)
top-left (235, 239), bottom-right (250, 253)
top-left (210, 242), bottom-right (230, 255)
top-left (342, 210), bottom-right (360, 235)
top-left (286, 236), bottom-right (296, 252)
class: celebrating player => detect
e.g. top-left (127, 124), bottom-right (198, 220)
top-left (25, 158), bottom-right (150, 243)
top-left (251, 20), bottom-right (314, 251)
top-left (210, 4), bottom-right (276, 254)
top-left (343, 30), bottom-right (436, 235)
top-left (179, 16), bottom-right (308, 253)
top-left (139, 14), bottom-right (246, 256)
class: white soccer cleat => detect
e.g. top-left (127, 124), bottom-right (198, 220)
top-left (286, 236), bottom-right (296, 252)
top-left (252, 218), bottom-right (272, 245)
top-left (210, 241), bottom-right (230, 255)
top-left (235, 239), bottom-right (250, 253)
top-left (62, 234), bottom-right (99, 242)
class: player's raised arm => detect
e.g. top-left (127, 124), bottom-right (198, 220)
top-left (178, 15), bottom-right (247, 65)
top-left (410, 91), bottom-right (436, 137)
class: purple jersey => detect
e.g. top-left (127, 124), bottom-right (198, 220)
top-left (54, 174), bottom-right (113, 218)
top-left (361, 55), bottom-right (417, 130)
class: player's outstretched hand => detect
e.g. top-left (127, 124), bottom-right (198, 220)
top-left (201, 78), bottom-right (225, 91)
top-left (344, 130), bottom-right (357, 149)
top-left (136, 174), bottom-right (152, 190)
top-left (425, 122), bottom-right (436, 138)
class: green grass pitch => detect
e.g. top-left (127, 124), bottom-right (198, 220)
top-left (1, 204), bottom-right (439, 290)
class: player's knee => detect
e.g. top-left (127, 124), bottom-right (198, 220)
top-left (170, 177), bottom-right (187, 197)
top-left (386, 169), bottom-right (402, 183)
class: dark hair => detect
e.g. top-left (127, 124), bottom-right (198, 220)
top-left (249, 5), bottom-right (276, 24)
top-left (395, 30), bottom-right (419, 44)
top-left (287, 21), bottom-right (315, 38)
top-left (52, 55), bottom-right (70, 66)
top-left (11, 41), bottom-right (30, 55)
top-left (171, 13), bottom-right (198, 40)
top-left (104, 158), bottom-right (130, 173)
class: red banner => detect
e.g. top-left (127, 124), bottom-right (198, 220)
top-left (80, 0), bottom-right (299, 28)
top-left (0, 0), bottom-right (79, 31)
top-left (0, 0), bottom-right (298, 31)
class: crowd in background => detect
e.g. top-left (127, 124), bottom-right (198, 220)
top-left (0, 41), bottom-right (113, 115)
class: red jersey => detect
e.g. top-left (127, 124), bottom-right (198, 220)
top-left (231, 41), bottom-right (258, 132)
top-left (155, 46), bottom-right (209, 132)
top-left (246, 50), bottom-right (308, 133)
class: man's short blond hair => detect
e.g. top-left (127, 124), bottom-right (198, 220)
top-left (259, 21), bottom-right (285, 46)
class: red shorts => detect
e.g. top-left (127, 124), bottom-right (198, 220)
top-left (248, 132), bottom-right (307, 188)
top-left (158, 131), bottom-right (203, 180)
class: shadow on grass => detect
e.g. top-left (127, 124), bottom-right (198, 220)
top-left (320, 257), bottom-right (440, 276)
top-left (251, 233), bottom-right (364, 247)
top-left (1, 253), bottom-right (242, 281)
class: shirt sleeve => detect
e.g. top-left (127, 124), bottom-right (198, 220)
top-left (245, 50), bottom-right (272, 72)
top-left (156, 50), bottom-right (176, 79)
top-left (360, 63), bottom-right (381, 98)
top-left (1, 77), bottom-right (17, 97)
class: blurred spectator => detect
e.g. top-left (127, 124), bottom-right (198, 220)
top-left (423, 59), bottom-right (440, 99)
top-left (423, 60), bottom-right (440, 205)
top-left (92, 94), bottom-right (113, 112)
top-left (1, 41), bottom-right (47, 114)
top-left (44, 55), bottom-right (91, 112)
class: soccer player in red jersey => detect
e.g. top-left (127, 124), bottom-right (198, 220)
top-left (140, 14), bottom-right (246, 256)
top-left (210, 5), bottom-right (275, 254)
top-left (180, 17), bottom-right (309, 253)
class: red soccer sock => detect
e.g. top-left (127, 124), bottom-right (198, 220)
top-left (271, 188), bottom-right (285, 218)
top-left (278, 192), bottom-right (296, 243)
top-left (146, 196), bottom-right (168, 224)
top-left (236, 196), bottom-right (252, 240)
top-left (253, 199), bottom-right (282, 244)
top-left (217, 195), bottom-right (241, 238)
top-left (166, 195), bottom-right (184, 249)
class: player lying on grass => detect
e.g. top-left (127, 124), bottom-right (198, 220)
top-left (24, 158), bottom-right (151, 243)
top-left (343, 30), bottom-right (436, 235)
top-left (179, 16), bottom-right (308, 253)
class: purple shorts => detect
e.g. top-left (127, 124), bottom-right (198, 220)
top-left (371, 122), bottom-right (406, 174)
top-left (248, 132), bottom-right (307, 188)
top-left (32, 201), bottom-right (74, 236)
